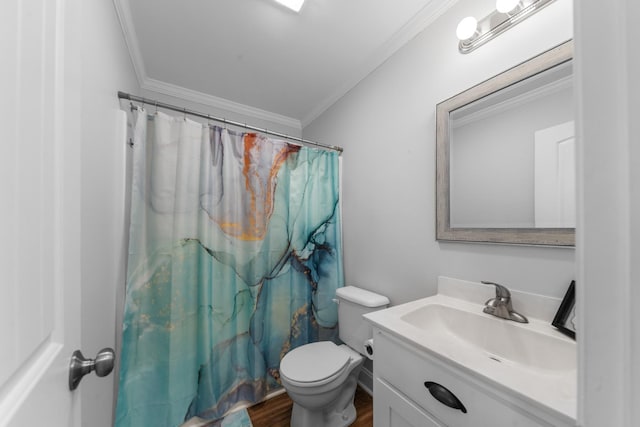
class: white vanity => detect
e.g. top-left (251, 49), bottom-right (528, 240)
top-left (364, 277), bottom-right (576, 427)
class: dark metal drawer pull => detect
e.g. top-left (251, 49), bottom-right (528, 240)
top-left (424, 381), bottom-right (467, 414)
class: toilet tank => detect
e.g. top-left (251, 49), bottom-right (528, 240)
top-left (336, 286), bottom-right (389, 355)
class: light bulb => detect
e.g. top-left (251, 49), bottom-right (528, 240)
top-left (496, 0), bottom-right (520, 14)
top-left (456, 17), bottom-right (478, 41)
top-left (274, 0), bottom-right (305, 12)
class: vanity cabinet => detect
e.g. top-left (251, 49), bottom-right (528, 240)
top-left (372, 329), bottom-right (574, 427)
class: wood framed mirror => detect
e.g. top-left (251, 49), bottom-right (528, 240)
top-left (436, 40), bottom-right (574, 246)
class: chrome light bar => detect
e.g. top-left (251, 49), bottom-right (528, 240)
top-left (458, 0), bottom-right (556, 54)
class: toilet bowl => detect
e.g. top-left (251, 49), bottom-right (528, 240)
top-left (279, 286), bottom-right (389, 427)
top-left (280, 342), bottom-right (364, 427)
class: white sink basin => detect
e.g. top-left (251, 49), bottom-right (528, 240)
top-left (400, 303), bottom-right (575, 372)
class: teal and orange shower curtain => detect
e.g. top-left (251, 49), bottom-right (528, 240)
top-left (115, 110), bottom-right (343, 426)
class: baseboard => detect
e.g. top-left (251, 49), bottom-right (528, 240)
top-left (357, 365), bottom-right (374, 396)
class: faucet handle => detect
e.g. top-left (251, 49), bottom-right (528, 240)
top-left (481, 281), bottom-right (511, 299)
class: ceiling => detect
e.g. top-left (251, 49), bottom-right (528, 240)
top-left (115, 0), bottom-right (456, 128)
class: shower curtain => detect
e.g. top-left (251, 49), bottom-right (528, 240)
top-left (115, 110), bottom-right (344, 427)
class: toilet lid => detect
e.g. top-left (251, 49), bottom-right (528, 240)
top-left (280, 341), bottom-right (350, 384)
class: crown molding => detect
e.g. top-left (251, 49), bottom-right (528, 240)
top-left (112, 0), bottom-right (302, 131)
top-left (112, 0), bottom-right (146, 86)
top-left (141, 78), bottom-right (302, 130)
top-left (113, 0), bottom-right (456, 131)
top-left (300, 0), bottom-right (459, 127)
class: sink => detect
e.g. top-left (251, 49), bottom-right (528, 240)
top-left (364, 292), bottom-right (577, 421)
top-left (400, 303), bottom-right (575, 373)
top-left (364, 278), bottom-right (577, 425)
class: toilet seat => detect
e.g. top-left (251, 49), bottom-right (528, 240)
top-left (280, 341), bottom-right (351, 387)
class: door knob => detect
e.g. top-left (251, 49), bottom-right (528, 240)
top-left (68, 348), bottom-right (115, 390)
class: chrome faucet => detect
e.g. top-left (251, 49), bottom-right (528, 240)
top-left (481, 281), bottom-right (528, 323)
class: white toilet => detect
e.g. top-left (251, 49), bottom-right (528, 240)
top-left (279, 286), bottom-right (389, 427)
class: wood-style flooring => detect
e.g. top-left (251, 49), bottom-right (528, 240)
top-left (247, 386), bottom-right (373, 427)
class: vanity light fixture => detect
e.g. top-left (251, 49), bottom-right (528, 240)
top-left (273, 0), bottom-right (305, 12)
top-left (456, 0), bottom-right (556, 54)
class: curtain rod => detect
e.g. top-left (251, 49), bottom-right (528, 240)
top-left (117, 91), bottom-right (343, 153)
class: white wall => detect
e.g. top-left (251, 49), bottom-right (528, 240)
top-left (303, 0), bottom-right (575, 304)
top-left (79, 1), bottom-right (138, 426)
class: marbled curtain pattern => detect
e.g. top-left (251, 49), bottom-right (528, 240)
top-left (115, 111), bottom-right (343, 427)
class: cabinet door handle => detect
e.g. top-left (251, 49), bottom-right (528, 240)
top-left (424, 381), bottom-right (467, 414)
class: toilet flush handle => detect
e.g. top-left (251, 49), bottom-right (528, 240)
top-left (332, 298), bottom-right (340, 305)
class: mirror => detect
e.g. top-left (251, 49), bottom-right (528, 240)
top-left (436, 40), bottom-right (574, 246)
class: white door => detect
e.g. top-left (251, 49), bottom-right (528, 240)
top-left (0, 0), bottom-right (82, 425)
top-left (534, 121), bottom-right (576, 228)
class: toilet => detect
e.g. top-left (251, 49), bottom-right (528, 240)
top-left (279, 286), bottom-right (389, 427)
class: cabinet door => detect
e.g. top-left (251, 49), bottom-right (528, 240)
top-left (374, 378), bottom-right (443, 427)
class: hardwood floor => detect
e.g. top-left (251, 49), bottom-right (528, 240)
top-left (247, 386), bottom-right (373, 427)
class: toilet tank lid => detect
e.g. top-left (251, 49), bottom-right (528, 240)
top-left (336, 286), bottom-right (389, 308)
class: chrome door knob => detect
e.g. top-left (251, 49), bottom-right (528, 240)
top-left (68, 348), bottom-right (115, 390)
